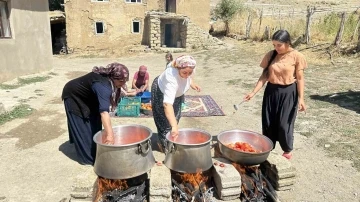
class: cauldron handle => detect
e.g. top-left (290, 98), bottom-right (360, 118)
top-left (167, 142), bottom-right (177, 154)
top-left (138, 139), bottom-right (151, 154)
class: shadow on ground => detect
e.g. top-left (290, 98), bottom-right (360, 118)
top-left (310, 90), bottom-right (360, 114)
top-left (150, 133), bottom-right (164, 153)
top-left (59, 140), bottom-right (80, 163)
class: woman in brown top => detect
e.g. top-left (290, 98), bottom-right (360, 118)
top-left (244, 30), bottom-right (307, 160)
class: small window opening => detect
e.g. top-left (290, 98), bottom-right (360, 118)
top-left (95, 22), bottom-right (104, 34)
top-left (132, 21), bottom-right (140, 33)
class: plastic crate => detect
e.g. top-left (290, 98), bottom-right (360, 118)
top-left (117, 104), bottom-right (140, 117)
top-left (116, 97), bottom-right (141, 117)
top-left (120, 97), bottom-right (141, 105)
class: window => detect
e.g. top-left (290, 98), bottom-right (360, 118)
top-left (125, 0), bottom-right (141, 3)
top-left (95, 22), bottom-right (104, 34)
top-left (0, 1), bottom-right (11, 38)
top-left (132, 21), bottom-right (140, 33)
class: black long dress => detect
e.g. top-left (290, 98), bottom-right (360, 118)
top-left (62, 72), bottom-right (112, 165)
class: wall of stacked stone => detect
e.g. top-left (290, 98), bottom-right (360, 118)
top-left (147, 12), bottom-right (223, 52)
top-left (149, 16), bottom-right (161, 50)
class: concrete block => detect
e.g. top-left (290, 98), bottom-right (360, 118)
top-left (219, 193), bottom-right (240, 201)
top-left (149, 158), bottom-right (171, 198)
top-left (69, 199), bottom-right (92, 202)
top-left (277, 185), bottom-right (293, 191)
top-left (149, 196), bottom-right (172, 202)
top-left (261, 151), bottom-right (295, 173)
top-left (218, 187), bottom-right (241, 198)
top-left (274, 178), bottom-right (296, 188)
top-left (212, 158), bottom-right (241, 186)
top-left (266, 169), bottom-right (296, 181)
top-left (70, 192), bottom-right (92, 199)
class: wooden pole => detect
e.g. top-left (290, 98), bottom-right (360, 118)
top-left (263, 26), bottom-right (270, 41)
top-left (351, 14), bottom-right (360, 41)
top-left (245, 12), bottom-right (253, 39)
top-left (334, 12), bottom-right (346, 47)
top-left (357, 17), bottom-right (360, 52)
top-left (304, 6), bottom-right (316, 44)
top-left (258, 8), bottom-right (263, 32)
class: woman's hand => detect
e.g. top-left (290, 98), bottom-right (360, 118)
top-left (170, 125), bottom-right (179, 141)
top-left (244, 92), bottom-right (255, 101)
top-left (102, 132), bottom-right (114, 145)
top-left (298, 99), bottom-right (306, 112)
top-left (191, 84), bottom-right (201, 92)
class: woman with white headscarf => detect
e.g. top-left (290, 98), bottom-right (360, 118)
top-left (151, 55), bottom-right (201, 151)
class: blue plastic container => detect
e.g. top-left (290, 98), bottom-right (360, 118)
top-left (136, 91), bottom-right (151, 103)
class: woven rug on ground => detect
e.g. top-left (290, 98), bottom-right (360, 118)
top-left (181, 95), bottom-right (225, 117)
top-left (117, 95), bottom-right (225, 118)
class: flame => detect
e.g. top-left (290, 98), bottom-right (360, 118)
top-left (94, 176), bottom-right (128, 202)
top-left (178, 169), bottom-right (208, 190)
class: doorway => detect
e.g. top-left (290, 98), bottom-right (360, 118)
top-left (164, 24), bottom-right (173, 47)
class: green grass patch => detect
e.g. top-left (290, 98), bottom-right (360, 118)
top-left (0, 76), bottom-right (51, 90)
top-left (227, 79), bottom-right (242, 85)
top-left (0, 104), bottom-right (34, 125)
top-left (300, 131), bottom-right (313, 137)
top-left (18, 99), bottom-right (29, 103)
top-left (48, 72), bottom-right (58, 76)
top-left (241, 82), bottom-right (254, 89)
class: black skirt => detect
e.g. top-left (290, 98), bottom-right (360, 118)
top-left (262, 82), bottom-right (298, 152)
top-left (151, 76), bottom-right (183, 151)
top-left (64, 98), bottom-right (102, 165)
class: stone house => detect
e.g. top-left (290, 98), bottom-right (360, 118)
top-left (0, 0), bottom-right (53, 83)
top-left (64, 0), bottom-right (220, 53)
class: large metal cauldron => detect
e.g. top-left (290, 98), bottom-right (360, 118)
top-left (164, 128), bottom-right (213, 173)
top-left (217, 129), bottom-right (274, 166)
top-left (93, 124), bottom-right (155, 179)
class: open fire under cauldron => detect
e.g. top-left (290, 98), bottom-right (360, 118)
top-left (216, 130), bottom-right (278, 202)
top-left (164, 128), bottom-right (216, 201)
top-left (217, 129), bottom-right (273, 166)
top-left (92, 125), bottom-right (155, 201)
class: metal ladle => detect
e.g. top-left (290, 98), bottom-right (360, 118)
top-left (233, 100), bottom-right (246, 111)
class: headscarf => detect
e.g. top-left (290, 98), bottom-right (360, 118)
top-left (92, 62), bottom-right (130, 111)
top-left (139, 65), bottom-right (147, 72)
top-left (172, 55), bottom-right (196, 69)
top-left (92, 62), bottom-right (129, 81)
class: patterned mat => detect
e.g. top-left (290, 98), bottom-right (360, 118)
top-left (181, 95), bottom-right (225, 117)
top-left (135, 95), bottom-right (225, 118)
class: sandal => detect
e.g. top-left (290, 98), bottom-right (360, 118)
top-left (282, 153), bottom-right (293, 160)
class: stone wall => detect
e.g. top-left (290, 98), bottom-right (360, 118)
top-left (64, 0), bottom-right (212, 55)
top-left (147, 11), bottom-right (223, 52)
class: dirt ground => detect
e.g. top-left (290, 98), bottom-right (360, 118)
top-left (0, 38), bottom-right (359, 202)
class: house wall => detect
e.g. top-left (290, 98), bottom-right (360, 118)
top-left (65, 0), bottom-right (210, 53)
top-left (65, 0), bottom-right (159, 53)
top-left (0, 0), bottom-right (53, 83)
top-left (176, 0), bottom-right (210, 31)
